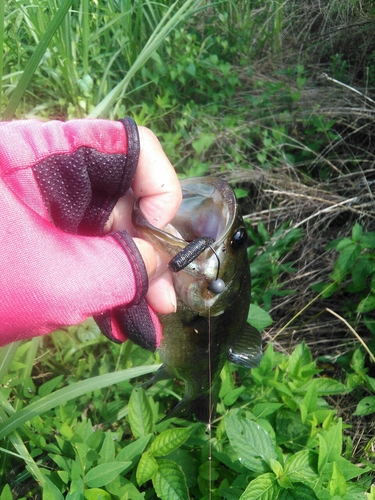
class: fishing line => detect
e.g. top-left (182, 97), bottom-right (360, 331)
top-left (207, 301), bottom-right (213, 500)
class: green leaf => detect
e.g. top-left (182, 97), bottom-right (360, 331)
top-left (192, 132), bottom-right (216, 155)
top-left (239, 473), bottom-right (279, 500)
top-left (84, 489), bottom-right (111, 500)
top-left (38, 375), bottom-right (64, 397)
top-left (128, 388), bottom-right (154, 439)
top-left (352, 223), bottom-right (363, 242)
top-left (85, 462), bottom-right (132, 488)
top-left (150, 426), bottom-right (195, 457)
top-left (329, 462), bottom-right (347, 497)
top-left (335, 243), bottom-right (361, 277)
top-left (357, 294), bottom-right (375, 314)
top-left (152, 459), bottom-right (189, 500)
top-left (0, 484), bottom-right (13, 500)
top-left (318, 419), bottom-right (342, 472)
top-left (98, 431), bottom-right (116, 464)
top-left (252, 403), bottom-right (283, 419)
top-left (225, 411), bottom-right (277, 473)
top-left (116, 434), bottom-right (153, 463)
top-left (313, 378), bottom-right (346, 396)
top-left (287, 342), bottom-right (313, 379)
top-left (300, 380), bottom-right (318, 423)
top-left (234, 188), bottom-right (249, 199)
top-left (354, 396), bottom-right (375, 416)
top-left (278, 483), bottom-right (318, 499)
top-left (137, 452), bottom-right (158, 486)
top-left (284, 450), bottom-right (318, 483)
top-left (0, 365), bottom-right (160, 440)
top-left (248, 304), bottom-right (273, 331)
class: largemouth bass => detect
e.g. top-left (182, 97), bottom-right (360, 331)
top-left (132, 177), bottom-right (262, 422)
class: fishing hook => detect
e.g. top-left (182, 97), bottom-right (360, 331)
top-left (168, 236), bottom-right (225, 294)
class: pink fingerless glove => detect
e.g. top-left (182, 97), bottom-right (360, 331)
top-left (0, 118), bottom-right (162, 350)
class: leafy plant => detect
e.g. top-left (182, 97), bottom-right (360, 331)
top-left (312, 222), bottom-right (375, 338)
top-left (1, 337), bottom-right (373, 498)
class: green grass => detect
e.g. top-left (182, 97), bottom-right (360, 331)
top-left (2, 0), bottom-right (375, 497)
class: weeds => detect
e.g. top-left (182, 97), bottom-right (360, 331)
top-left (2, 0), bottom-right (375, 497)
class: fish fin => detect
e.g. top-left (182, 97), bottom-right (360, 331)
top-left (141, 364), bottom-right (171, 388)
top-left (162, 384), bottom-right (219, 424)
top-left (227, 323), bottom-right (263, 368)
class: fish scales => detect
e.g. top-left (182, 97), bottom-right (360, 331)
top-left (132, 177), bottom-right (262, 422)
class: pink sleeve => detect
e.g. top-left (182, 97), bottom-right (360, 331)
top-left (0, 119), bottom-right (162, 347)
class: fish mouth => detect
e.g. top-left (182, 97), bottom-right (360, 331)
top-left (132, 177), bottom-right (238, 313)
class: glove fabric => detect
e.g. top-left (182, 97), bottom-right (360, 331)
top-left (0, 118), bottom-right (162, 350)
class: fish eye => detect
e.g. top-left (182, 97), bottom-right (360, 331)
top-left (231, 227), bottom-right (247, 249)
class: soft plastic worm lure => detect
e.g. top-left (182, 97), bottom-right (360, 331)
top-left (168, 236), bottom-right (225, 294)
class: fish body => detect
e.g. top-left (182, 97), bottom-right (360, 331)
top-left (132, 177), bottom-right (262, 422)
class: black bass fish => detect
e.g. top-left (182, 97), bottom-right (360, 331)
top-left (132, 177), bottom-right (262, 422)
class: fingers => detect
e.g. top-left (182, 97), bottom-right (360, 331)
top-left (132, 126), bottom-right (182, 229)
top-left (133, 237), bottom-right (177, 314)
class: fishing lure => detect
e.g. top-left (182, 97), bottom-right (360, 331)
top-left (168, 236), bottom-right (225, 294)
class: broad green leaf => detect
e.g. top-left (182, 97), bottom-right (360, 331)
top-left (284, 450), bottom-right (318, 483)
top-left (329, 462), bottom-right (347, 497)
top-left (137, 452), bottom-right (158, 486)
top-left (335, 243), bottom-right (361, 276)
top-left (313, 378), bottom-right (346, 396)
top-left (351, 222), bottom-right (363, 242)
top-left (226, 412), bottom-right (277, 473)
top-left (335, 455), bottom-right (370, 481)
top-left (98, 431), bottom-right (116, 464)
top-left (128, 388), bottom-right (154, 439)
top-left (150, 426), bottom-right (195, 457)
top-left (357, 294), bottom-right (375, 314)
top-left (192, 133), bottom-right (216, 155)
top-left (278, 483), bottom-right (319, 499)
top-left (0, 484), bottom-right (13, 500)
top-left (300, 380), bottom-right (317, 423)
top-left (0, 365), bottom-right (160, 440)
top-left (287, 342), bottom-right (312, 378)
top-left (248, 304), bottom-right (273, 331)
top-left (318, 419), bottom-right (342, 472)
top-left (152, 459), bottom-right (189, 500)
top-left (354, 396), bottom-right (375, 416)
top-left (234, 188), bottom-right (249, 199)
top-left (42, 476), bottom-right (65, 500)
top-left (252, 403), bottom-right (283, 419)
top-left (223, 386), bottom-right (245, 406)
top-left (239, 473), bottom-right (279, 500)
top-left (38, 375), bottom-right (64, 397)
top-left (116, 434), bottom-right (153, 463)
top-left (85, 462), bottom-right (132, 488)
top-left (84, 489), bottom-right (111, 500)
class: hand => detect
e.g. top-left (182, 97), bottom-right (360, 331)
top-left (105, 126), bottom-right (182, 315)
top-left (0, 118), bottom-right (180, 349)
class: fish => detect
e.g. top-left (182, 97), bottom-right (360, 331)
top-left (132, 177), bottom-right (262, 422)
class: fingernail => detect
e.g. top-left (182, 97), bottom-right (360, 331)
top-left (170, 289), bottom-right (177, 313)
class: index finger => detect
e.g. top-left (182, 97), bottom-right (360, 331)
top-left (132, 126), bottom-right (182, 229)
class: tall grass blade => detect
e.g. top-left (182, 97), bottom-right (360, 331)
top-left (0, 364), bottom-right (160, 439)
top-left (0, 342), bottom-right (20, 383)
top-left (89, 0), bottom-right (201, 118)
top-left (2, 0), bottom-right (73, 120)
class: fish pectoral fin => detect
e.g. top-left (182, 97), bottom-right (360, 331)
top-left (162, 388), bottom-right (219, 424)
top-left (227, 323), bottom-right (263, 369)
top-left (141, 364), bottom-right (171, 388)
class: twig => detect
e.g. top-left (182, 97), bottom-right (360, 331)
top-left (326, 308), bottom-right (375, 364)
top-left (321, 73), bottom-right (375, 106)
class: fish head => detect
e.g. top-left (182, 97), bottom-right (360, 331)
top-left (132, 177), bottom-right (250, 317)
